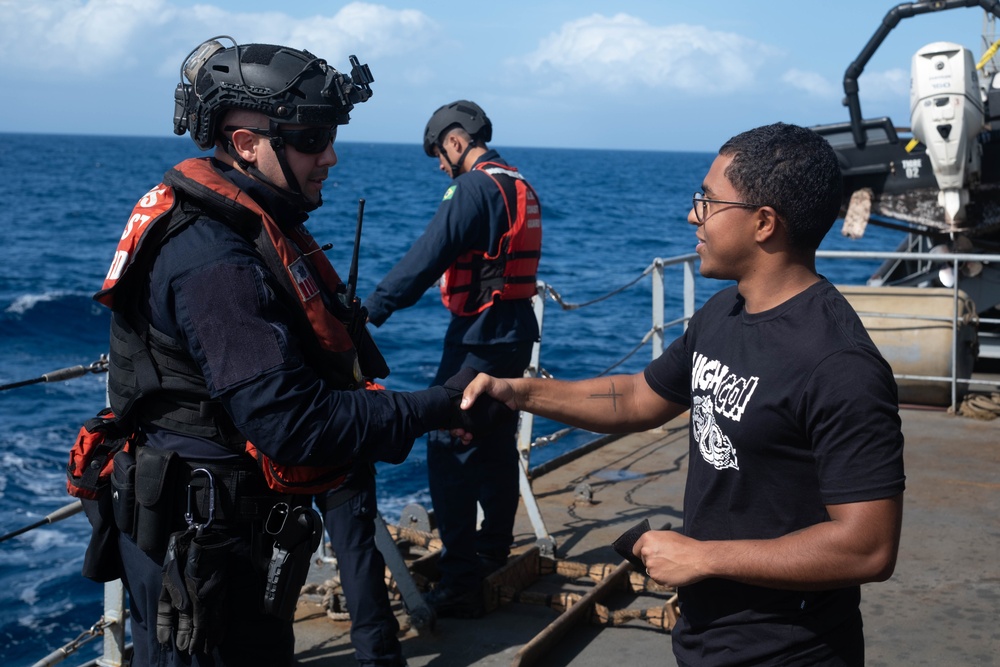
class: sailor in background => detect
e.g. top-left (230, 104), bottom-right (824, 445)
top-left (364, 100), bottom-right (542, 617)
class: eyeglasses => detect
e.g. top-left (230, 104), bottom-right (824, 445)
top-left (224, 125), bottom-right (337, 154)
top-left (692, 191), bottom-right (765, 223)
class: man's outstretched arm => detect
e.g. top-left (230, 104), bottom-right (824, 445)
top-left (461, 372), bottom-right (687, 434)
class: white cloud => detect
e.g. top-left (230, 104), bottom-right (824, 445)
top-left (519, 13), bottom-right (781, 94)
top-left (781, 68), bottom-right (839, 98)
top-left (184, 2), bottom-right (440, 62)
top-left (859, 68), bottom-right (910, 100)
top-left (0, 0), bottom-right (438, 80)
top-left (0, 0), bottom-right (175, 76)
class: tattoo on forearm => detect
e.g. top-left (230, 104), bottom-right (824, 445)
top-left (588, 381), bottom-right (622, 412)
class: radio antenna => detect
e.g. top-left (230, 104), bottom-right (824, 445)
top-left (346, 198), bottom-right (365, 304)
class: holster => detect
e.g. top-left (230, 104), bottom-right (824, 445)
top-left (262, 503), bottom-right (323, 621)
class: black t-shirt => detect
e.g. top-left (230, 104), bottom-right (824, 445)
top-left (645, 280), bottom-right (905, 666)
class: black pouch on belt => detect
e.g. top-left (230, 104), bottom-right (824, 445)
top-left (111, 448), bottom-right (137, 537)
top-left (79, 493), bottom-right (124, 583)
top-left (135, 446), bottom-right (179, 553)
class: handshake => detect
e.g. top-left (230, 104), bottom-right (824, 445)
top-left (440, 367), bottom-right (517, 435)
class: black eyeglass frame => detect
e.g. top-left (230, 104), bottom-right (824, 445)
top-left (224, 125), bottom-right (337, 154)
top-left (692, 191), bottom-right (767, 223)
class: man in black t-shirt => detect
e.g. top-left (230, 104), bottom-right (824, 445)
top-left (457, 123), bottom-right (905, 666)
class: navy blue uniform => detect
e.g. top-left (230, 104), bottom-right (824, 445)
top-left (118, 162), bottom-right (452, 666)
top-left (365, 150), bottom-right (539, 594)
top-left (141, 167), bottom-right (447, 467)
top-left (315, 471), bottom-right (403, 667)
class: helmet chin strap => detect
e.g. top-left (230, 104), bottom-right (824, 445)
top-left (225, 125), bottom-right (322, 212)
top-left (443, 140), bottom-right (477, 179)
top-left (267, 135), bottom-right (322, 212)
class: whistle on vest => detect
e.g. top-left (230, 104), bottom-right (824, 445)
top-left (262, 503), bottom-right (323, 621)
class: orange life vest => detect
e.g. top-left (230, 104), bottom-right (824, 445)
top-left (96, 157), bottom-right (367, 494)
top-left (98, 158), bottom-right (358, 358)
top-left (440, 161), bottom-right (542, 315)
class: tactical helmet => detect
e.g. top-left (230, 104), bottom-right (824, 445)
top-left (423, 100), bottom-right (492, 157)
top-left (173, 37), bottom-right (374, 150)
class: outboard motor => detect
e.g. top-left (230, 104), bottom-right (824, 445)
top-left (910, 42), bottom-right (985, 226)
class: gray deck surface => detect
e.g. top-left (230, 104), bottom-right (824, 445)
top-left (292, 407), bottom-right (999, 666)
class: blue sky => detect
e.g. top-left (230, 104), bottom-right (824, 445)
top-left (0, 0), bottom-right (992, 151)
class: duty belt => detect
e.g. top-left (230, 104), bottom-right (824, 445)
top-left (178, 459), bottom-right (289, 527)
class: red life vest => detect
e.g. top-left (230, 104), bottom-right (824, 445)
top-left (98, 158), bottom-right (358, 358)
top-left (440, 161), bottom-right (542, 315)
top-left (96, 157), bottom-right (364, 494)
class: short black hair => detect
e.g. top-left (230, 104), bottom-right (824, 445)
top-left (719, 123), bottom-right (843, 250)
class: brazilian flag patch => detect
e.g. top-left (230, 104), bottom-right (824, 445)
top-left (443, 185), bottom-right (457, 201)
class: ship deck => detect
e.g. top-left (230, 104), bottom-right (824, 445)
top-left (292, 405), bottom-right (999, 666)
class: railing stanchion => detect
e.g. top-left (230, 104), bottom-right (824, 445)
top-left (952, 258), bottom-right (961, 410)
top-left (97, 579), bottom-right (125, 667)
top-left (518, 281), bottom-right (546, 466)
top-left (683, 258), bottom-right (696, 331)
top-left (515, 281), bottom-right (554, 553)
top-left (652, 259), bottom-right (664, 360)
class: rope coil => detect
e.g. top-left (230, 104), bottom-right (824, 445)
top-left (952, 391), bottom-right (1000, 420)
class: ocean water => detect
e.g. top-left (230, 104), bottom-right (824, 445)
top-left (0, 133), bottom-right (902, 664)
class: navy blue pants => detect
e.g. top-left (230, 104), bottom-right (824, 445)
top-left (316, 472), bottom-right (404, 667)
top-left (428, 341), bottom-right (533, 591)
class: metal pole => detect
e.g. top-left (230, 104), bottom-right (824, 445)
top-left (952, 257), bottom-right (961, 410)
top-left (651, 259), bottom-right (664, 360)
top-left (518, 463), bottom-right (554, 556)
top-left (517, 282), bottom-right (546, 464)
top-left (0, 500), bottom-right (83, 543)
top-left (514, 281), bottom-right (554, 554)
top-left (683, 259), bottom-right (696, 331)
top-left (96, 581), bottom-right (125, 667)
top-left (373, 513), bottom-right (436, 632)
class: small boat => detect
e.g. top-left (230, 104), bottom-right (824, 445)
top-left (811, 0), bottom-right (1000, 369)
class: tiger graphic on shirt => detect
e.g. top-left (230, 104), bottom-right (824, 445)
top-left (690, 351), bottom-right (759, 471)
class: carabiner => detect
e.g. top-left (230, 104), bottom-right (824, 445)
top-left (264, 502), bottom-right (291, 538)
top-left (185, 467), bottom-right (216, 535)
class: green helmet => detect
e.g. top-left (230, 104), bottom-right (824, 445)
top-left (423, 100), bottom-right (492, 157)
top-left (173, 37), bottom-right (374, 150)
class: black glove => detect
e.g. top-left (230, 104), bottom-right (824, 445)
top-left (182, 532), bottom-right (238, 654)
top-left (157, 528), bottom-right (195, 647)
top-left (440, 367), bottom-right (517, 433)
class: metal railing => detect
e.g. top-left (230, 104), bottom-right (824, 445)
top-left (821, 249), bottom-right (997, 409)
top-left (519, 248), bottom-right (999, 462)
top-left (10, 248), bottom-right (999, 667)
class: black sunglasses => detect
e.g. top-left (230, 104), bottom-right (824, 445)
top-left (225, 125), bottom-right (337, 154)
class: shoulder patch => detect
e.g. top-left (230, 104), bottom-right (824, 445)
top-left (442, 185), bottom-right (457, 201)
